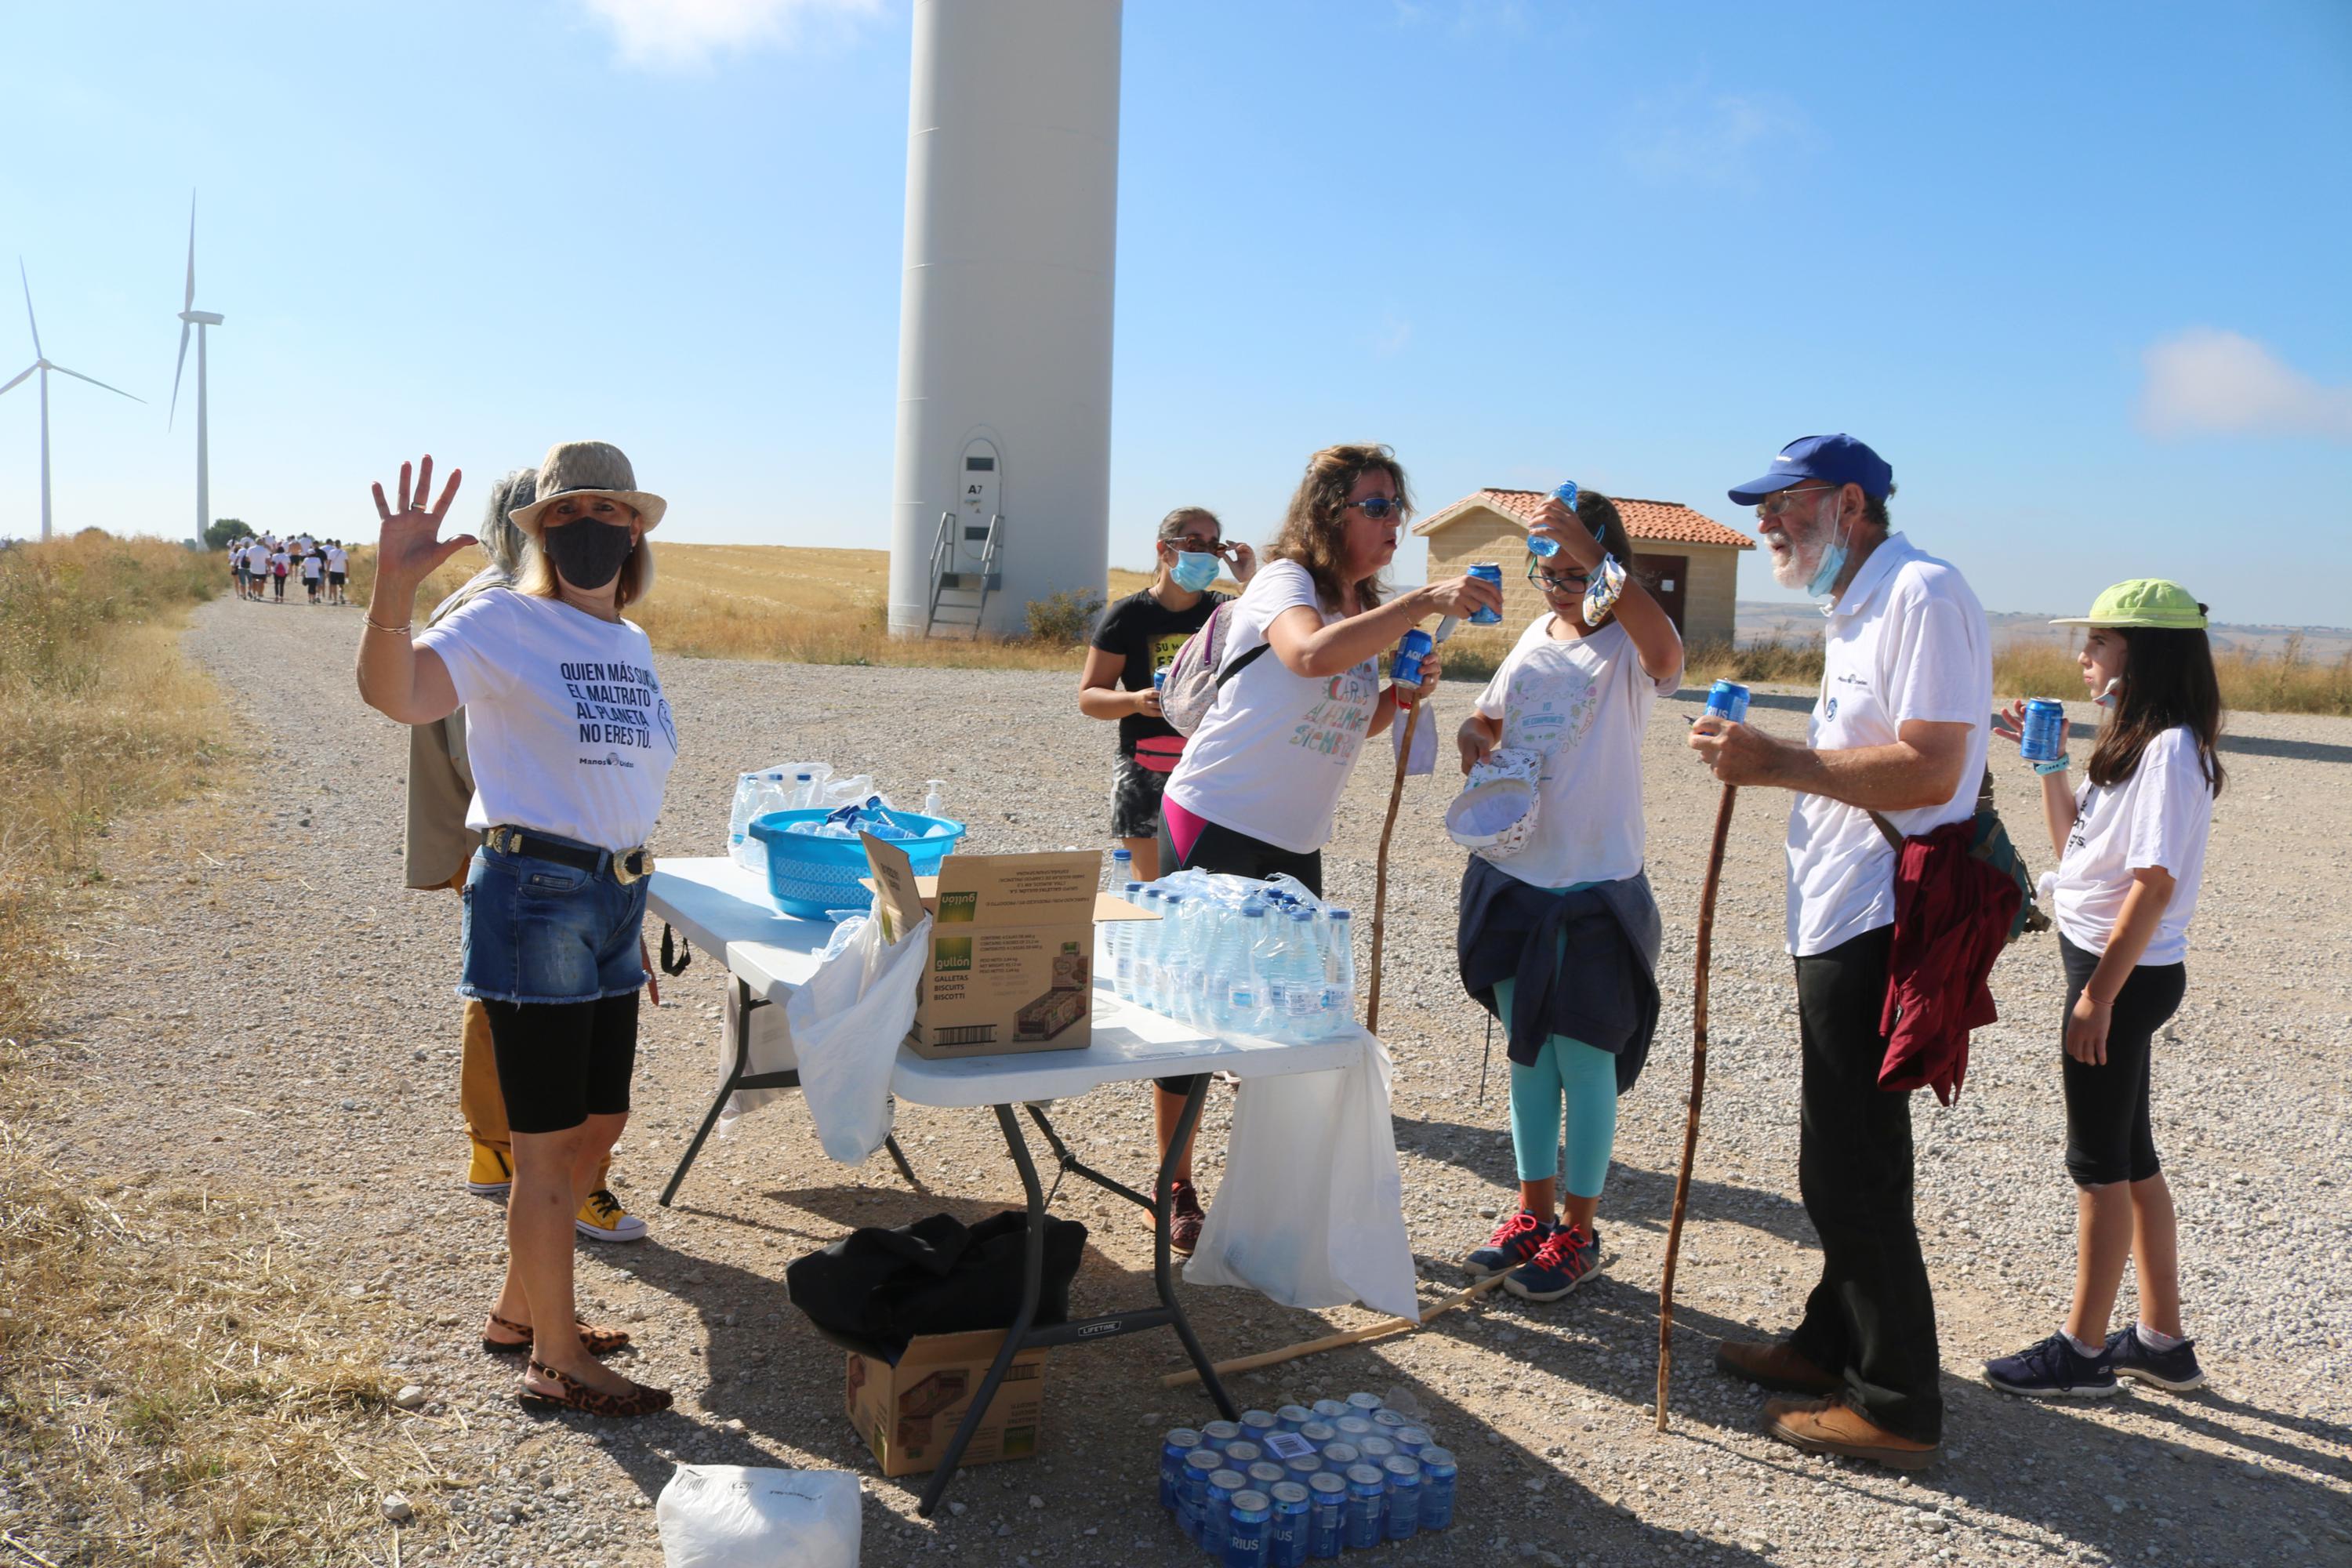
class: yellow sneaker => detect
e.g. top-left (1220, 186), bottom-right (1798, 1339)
top-left (575, 1187), bottom-right (648, 1243)
top-left (466, 1140), bottom-right (514, 1196)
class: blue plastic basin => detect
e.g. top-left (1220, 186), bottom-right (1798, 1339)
top-left (747, 808), bottom-right (967, 918)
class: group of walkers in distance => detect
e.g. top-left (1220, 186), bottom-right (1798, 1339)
top-left (350, 430), bottom-right (2225, 1457)
top-left (1081, 434), bottom-right (2224, 1472)
top-left (228, 530), bottom-right (352, 604)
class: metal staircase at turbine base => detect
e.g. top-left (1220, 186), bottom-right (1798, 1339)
top-left (923, 510), bottom-right (1004, 639)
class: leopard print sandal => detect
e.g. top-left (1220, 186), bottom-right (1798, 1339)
top-left (481, 1311), bottom-right (633, 1357)
top-left (518, 1359), bottom-right (673, 1419)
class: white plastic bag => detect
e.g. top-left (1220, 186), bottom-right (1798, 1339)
top-left (656, 1465), bottom-right (861, 1568)
top-left (786, 910), bottom-right (931, 1164)
top-left (1184, 1031), bottom-right (1420, 1319)
top-left (713, 982), bottom-right (800, 1141)
top-left (1392, 692), bottom-right (1438, 776)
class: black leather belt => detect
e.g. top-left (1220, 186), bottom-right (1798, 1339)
top-left (484, 826), bottom-right (655, 885)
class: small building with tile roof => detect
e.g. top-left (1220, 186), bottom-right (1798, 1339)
top-left (1411, 488), bottom-right (1755, 648)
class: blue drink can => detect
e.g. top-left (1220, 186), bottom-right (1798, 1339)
top-left (2021, 697), bottom-right (2067, 762)
top-left (1275, 1404), bottom-right (1314, 1433)
top-left (1248, 1462), bottom-right (1287, 1496)
top-left (1153, 666), bottom-right (1168, 694)
top-left (1369, 1409), bottom-right (1409, 1432)
top-left (1392, 626), bottom-right (1434, 688)
top-left (1298, 1421), bottom-right (1337, 1448)
top-left (1704, 680), bottom-right (1751, 725)
top-left (1343, 1392), bottom-right (1382, 1414)
top-left (1305, 1472), bottom-right (1347, 1559)
top-left (1268, 1481), bottom-right (1312, 1568)
top-left (1526, 481), bottom-right (1580, 559)
top-left (1417, 1446), bottom-right (1458, 1531)
top-left (1466, 563), bottom-right (1504, 625)
top-left (1181, 1449), bottom-right (1222, 1542)
top-left (1205, 1469), bottom-right (1247, 1557)
top-left (1162, 1428), bottom-right (1203, 1510)
top-left (1343, 1465), bottom-right (1387, 1550)
top-left (1226, 1489), bottom-right (1271, 1568)
top-left (1283, 1452), bottom-right (1323, 1483)
top-left (1317, 1441), bottom-right (1359, 1469)
top-left (1334, 1415), bottom-right (1375, 1442)
top-left (1310, 1399), bottom-right (1347, 1421)
top-left (1391, 1425), bottom-right (1431, 1458)
top-left (1356, 1436), bottom-right (1398, 1465)
top-left (1201, 1419), bottom-right (1242, 1453)
top-left (1381, 1454), bottom-right (1422, 1541)
top-left (1240, 1409), bottom-right (1279, 1444)
top-left (1223, 1440), bottom-right (1262, 1470)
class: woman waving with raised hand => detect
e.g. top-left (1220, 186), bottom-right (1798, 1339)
top-left (357, 442), bottom-right (678, 1419)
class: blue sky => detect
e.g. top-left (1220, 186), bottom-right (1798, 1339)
top-left (7, 0), bottom-right (2350, 626)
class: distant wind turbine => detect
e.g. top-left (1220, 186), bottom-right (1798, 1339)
top-left (169, 192), bottom-right (226, 542)
top-left (1, 260), bottom-right (144, 541)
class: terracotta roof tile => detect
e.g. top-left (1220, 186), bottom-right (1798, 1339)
top-left (1415, 489), bottom-right (1755, 550)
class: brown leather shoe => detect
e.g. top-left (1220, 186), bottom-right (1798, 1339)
top-left (1715, 1339), bottom-right (1840, 1395)
top-left (1763, 1395), bottom-right (1940, 1472)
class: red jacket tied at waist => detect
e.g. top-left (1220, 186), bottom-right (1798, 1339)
top-left (1878, 818), bottom-right (2021, 1105)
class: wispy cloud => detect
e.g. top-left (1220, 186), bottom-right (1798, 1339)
top-left (1621, 84), bottom-right (1813, 191)
top-left (1374, 309), bottom-right (1413, 358)
top-left (2140, 328), bottom-right (2352, 443)
top-left (579, 0), bottom-right (879, 71)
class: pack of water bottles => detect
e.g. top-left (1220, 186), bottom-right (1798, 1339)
top-left (728, 764), bottom-right (950, 873)
top-left (1105, 869), bottom-right (1357, 1041)
top-left (1157, 1391), bottom-right (1458, 1564)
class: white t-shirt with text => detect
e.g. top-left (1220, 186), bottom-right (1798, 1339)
top-left (2053, 726), bottom-right (2212, 966)
top-left (1163, 559), bottom-right (1382, 855)
top-left (1473, 615), bottom-right (1677, 888)
top-left (1785, 533), bottom-right (1991, 957)
top-left (414, 588), bottom-right (677, 852)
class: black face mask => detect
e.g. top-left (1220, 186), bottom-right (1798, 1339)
top-left (543, 517), bottom-right (636, 590)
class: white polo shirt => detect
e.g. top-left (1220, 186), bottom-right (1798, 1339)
top-left (1786, 532), bottom-right (1991, 957)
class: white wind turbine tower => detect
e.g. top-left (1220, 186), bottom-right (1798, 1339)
top-left (1, 260), bottom-right (144, 541)
top-left (170, 194), bottom-right (225, 540)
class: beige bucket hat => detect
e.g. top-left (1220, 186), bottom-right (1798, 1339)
top-left (506, 441), bottom-right (667, 535)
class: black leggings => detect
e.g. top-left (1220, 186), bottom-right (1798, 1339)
top-left (483, 993), bottom-right (640, 1134)
top-left (1152, 809), bottom-right (1324, 1094)
top-left (2059, 935), bottom-right (2185, 1187)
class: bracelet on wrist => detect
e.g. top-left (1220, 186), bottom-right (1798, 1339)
top-left (2032, 756), bottom-right (2071, 775)
top-left (365, 615), bottom-right (412, 635)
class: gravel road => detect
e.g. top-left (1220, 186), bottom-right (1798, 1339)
top-left (20, 592), bottom-right (2352, 1567)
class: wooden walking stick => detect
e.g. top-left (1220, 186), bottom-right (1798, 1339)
top-left (1364, 695), bottom-right (1424, 1034)
top-left (1657, 780), bottom-right (1737, 1432)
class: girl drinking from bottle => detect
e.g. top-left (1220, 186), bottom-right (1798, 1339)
top-left (1983, 580), bottom-right (2223, 1398)
top-left (1454, 488), bottom-right (1682, 1301)
top-left (1149, 443), bottom-right (1497, 1254)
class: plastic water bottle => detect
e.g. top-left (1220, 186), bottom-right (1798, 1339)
top-left (1415, 1446), bottom-right (1457, 1531)
top-left (923, 779), bottom-right (946, 816)
top-left (728, 770), bottom-right (761, 851)
top-left (1212, 905), bottom-right (1267, 1031)
top-left (1134, 889), bottom-right (1169, 1013)
top-left (1112, 881), bottom-right (1145, 1000)
top-left (1105, 846), bottom-right (1131, 891)
top-left (1322, 909), bottom-right (1356, 1037)
top-left (1279, 909), bottom-right (1322, 1036)
top-left (1178, 895), bottom-right (1218, 1026)
top-left (782, 768), bottom-right (815, 809)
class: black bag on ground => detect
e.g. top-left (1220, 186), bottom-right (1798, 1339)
top-left (786, 1210), bottom-right (1088, 1358)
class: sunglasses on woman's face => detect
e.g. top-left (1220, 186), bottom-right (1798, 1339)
top-left (1167, 536), bottom-right (1230, 556)
top-left (1345, 497), bottom-right (1406, 521)
top-left (1527, 560), bottom-right (1592, 591)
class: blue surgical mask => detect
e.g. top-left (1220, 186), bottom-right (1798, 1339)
top-left (1170, 551), bottom-right (1222, 593)
top-left (1806, 492), bottom-right (1850, 604)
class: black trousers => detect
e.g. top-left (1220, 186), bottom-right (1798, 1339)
top-left (1785, 925), bottom-right (1944, 1445)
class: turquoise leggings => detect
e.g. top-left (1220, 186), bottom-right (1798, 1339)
top-left (1493, 975), bottom-right (1618, 1198)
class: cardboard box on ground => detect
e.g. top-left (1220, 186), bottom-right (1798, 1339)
top-left (844, 1330), bottom-right (1048, 1478)
top-left (861, 837), bottom-right (1156, 1059)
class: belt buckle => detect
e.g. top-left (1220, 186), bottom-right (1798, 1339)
top-left (613, 848), bottom-right (652, 886)
top-left (488, 826), bottom-right (517, 856)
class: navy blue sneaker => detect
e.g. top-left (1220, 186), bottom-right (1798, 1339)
top-left (1465, 1210), bottom-right (1551, 1280)
top-left (1504, 1222), bottom-right (1601, 1302)
top-left (2105, 1328), bottom-right (2207, 1392)
top-left (1983, 1333), bottom-right (2118, 1398)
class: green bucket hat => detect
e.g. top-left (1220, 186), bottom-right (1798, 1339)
top-left (2050, 579), bottom-right (2208, 630)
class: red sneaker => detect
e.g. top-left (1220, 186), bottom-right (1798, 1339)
top-left (1169, 1180), bottom-right (1207, 1258)
top-left (1464, 1209), bottom-right (1552, 1280)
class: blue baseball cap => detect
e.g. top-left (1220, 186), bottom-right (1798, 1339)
top-left (1727, 434), bottom-right (1895, 506)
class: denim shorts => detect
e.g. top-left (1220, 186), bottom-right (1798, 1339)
top-left (459, 837), bottom-right (651, 1005)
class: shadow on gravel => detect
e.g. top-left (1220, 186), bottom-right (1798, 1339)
top-left (2121, 1385), bottom-right (2352, 1477)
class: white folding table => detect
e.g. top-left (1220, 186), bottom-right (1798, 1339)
top-left (644, 857), bottom-right (1363, 1515)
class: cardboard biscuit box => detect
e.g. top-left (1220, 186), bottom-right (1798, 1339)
top-left (862, 838), bottom-right (1155, 1059)
top-left (844, 1329), bottom-right (1048, 1478)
